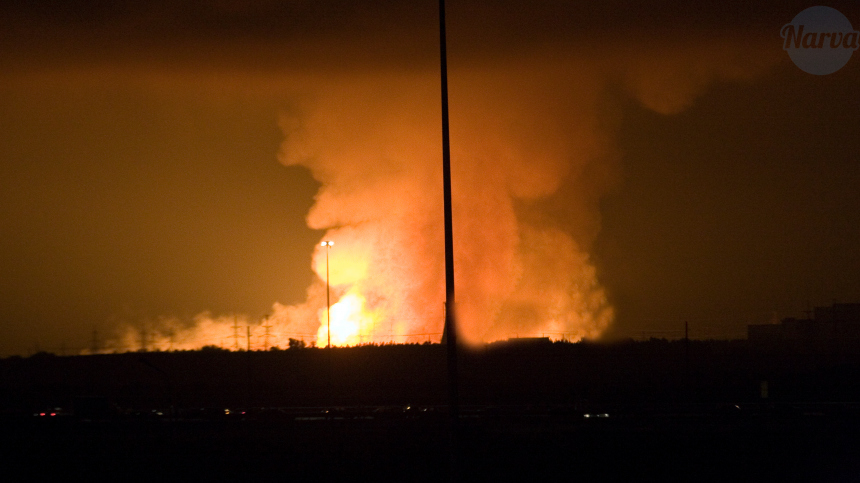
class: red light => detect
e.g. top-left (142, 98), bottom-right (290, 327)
top-left (39, 413), bottom-right (45, 416)
top-left (50, 413), bottom-right (56, 416)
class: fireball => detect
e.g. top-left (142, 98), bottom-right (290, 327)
top-left (316, 291), bottom-right (379, 347)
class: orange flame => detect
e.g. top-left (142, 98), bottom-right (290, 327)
top-left (316, 291), bottom-right (379, 347)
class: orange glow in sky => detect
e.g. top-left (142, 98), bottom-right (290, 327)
top-left (10, 1), bottom-right (851, 357)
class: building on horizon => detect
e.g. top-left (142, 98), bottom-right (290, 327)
top-left (748, 303), bottom-right (860, 352)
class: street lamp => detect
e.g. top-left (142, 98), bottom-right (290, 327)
top-left (321, 240), bottom-right (334, 348)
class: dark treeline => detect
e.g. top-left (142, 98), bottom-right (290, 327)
top-left (4, 338), bottom-right (860, 413)
top-left (5, 339), bottom-right (860, 482)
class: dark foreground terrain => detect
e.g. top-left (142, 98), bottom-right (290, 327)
top-left (3, 339), bottom-right (860, 481)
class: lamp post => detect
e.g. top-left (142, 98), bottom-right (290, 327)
top-left (321, 240), bottom-right (334, 348)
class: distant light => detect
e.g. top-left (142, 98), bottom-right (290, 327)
top-left (321, 240), bottom-right (334, 247)
top-left (584, 414), bottom-right (590, 418)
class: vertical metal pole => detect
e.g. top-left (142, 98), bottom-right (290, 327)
top-left (685, 320), bottom-right (689, 370)
top-left (233, 316), bottom-right (240, 351)
top-left (91, 328), bottom-right (99, 354)
top-left (439, 0), bottom-right (459, 478)
top-left (440, 0), bottom-right (458, 411)
top-left (684, 320), bottom-right (690, 403)
top-left (324, 242), bottom-right (334, 412)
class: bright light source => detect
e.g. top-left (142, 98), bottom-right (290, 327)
top-left (321, 240), bottom-right (334, 247)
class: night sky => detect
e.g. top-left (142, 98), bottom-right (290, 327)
top-left (1, 1), bottom-right (858, 355)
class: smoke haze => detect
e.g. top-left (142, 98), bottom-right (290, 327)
top-left (1, 1), bottom-right (857, 354)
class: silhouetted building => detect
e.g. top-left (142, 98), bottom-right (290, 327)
top-left (748, 303), bottom-right (860, 352)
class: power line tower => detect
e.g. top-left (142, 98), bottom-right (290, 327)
top-left (232, 316), bottom-right (241, 351)
top-left (262, 318), bottom-right (272, 351)
top-left (90, 328), bottom-right (100, 354)
top-left (139, 322), bottom-right (148, 352)
top-left (167, 329), bottom-right (175, 352)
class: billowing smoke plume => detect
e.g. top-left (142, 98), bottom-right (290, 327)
top-left (103, 32), bottom-right (777, 350)
top-left (275, 38), bottom-right (776, 346)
